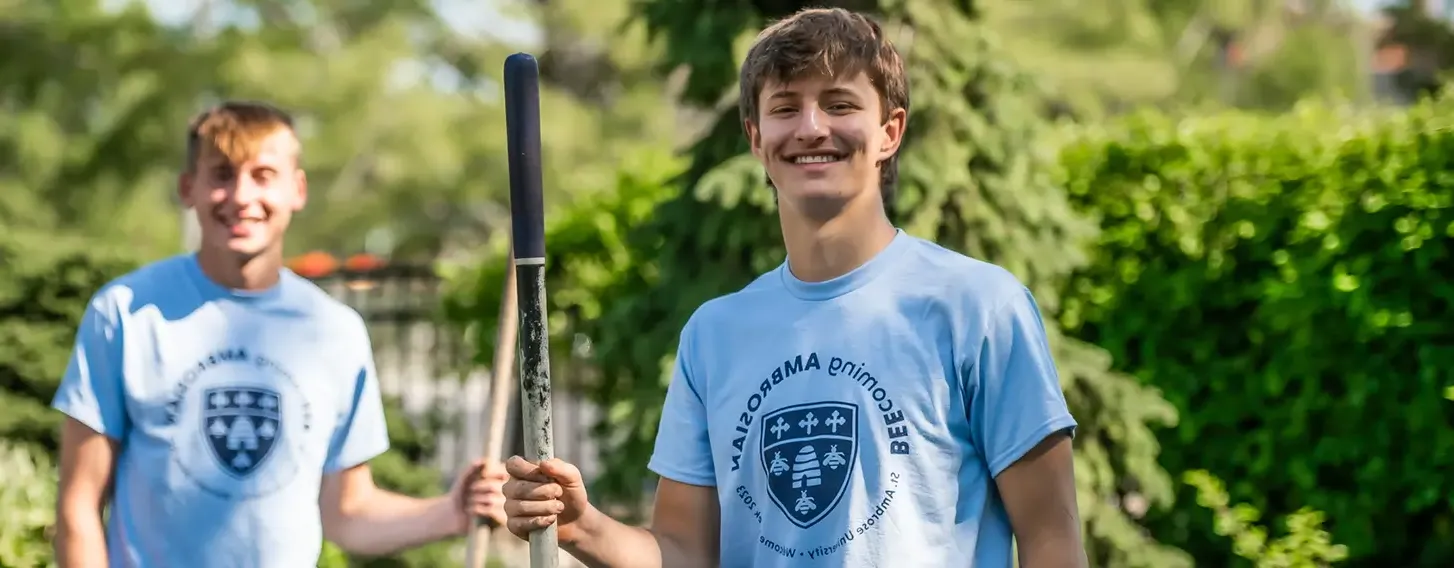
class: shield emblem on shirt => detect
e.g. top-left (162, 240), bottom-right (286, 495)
top-left (202, 387), bottom-right (282, 478)
top-left (760, 401), bottom-right (858, 529)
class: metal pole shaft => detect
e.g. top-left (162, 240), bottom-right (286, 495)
top-left (514, 258), bottom-right (557, 568)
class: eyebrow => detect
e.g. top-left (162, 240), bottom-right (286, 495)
top-left (767, 87), bottom-right (862, 101)
top-left (204, 159), bottom-right (281, 171)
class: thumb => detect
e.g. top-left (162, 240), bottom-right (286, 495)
top-left (505, 455), bottom-right (545, 481)
top-left (537, 458), bottom-right (584, 487)
top-left (455, 458), bottom-right (490, 494)
top-left (457, 458), bottom-right (485, 483)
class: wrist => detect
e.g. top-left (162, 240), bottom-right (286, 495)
top-left (565, 503), bottom-right (606, 548)
top-left (432, 494), bottom-right (469, 537)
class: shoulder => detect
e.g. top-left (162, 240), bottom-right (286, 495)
top-left (88, 255), bottom-right (196, 321)
top-left (894, 235), bottom-right (1030, 317)
top-left (678, 267), bottom-right (785, 341)
top-left (278, 272), bottom-right (370, 340)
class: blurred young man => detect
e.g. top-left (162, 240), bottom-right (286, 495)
top-left (501, 7), bottom-right (1086, 568)
top-left (52, 101), bottom-right (508, 568)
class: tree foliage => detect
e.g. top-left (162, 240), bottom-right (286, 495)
top-left (1058, 93), bottom-right (1454, 566)
top-left (0, 228), bottom-right (141, 450)
top-left (1185, 470), bottom-right (1349, 568)
top-left (981, 0), bottom-right (1371, 115)
top-left (0, 441), bottom-right (57, 568)
top-left (447, 0), bottom-right (1188, 564)
top-left (1, 0), bottom-right (668, 260)
top-left (1, 0), bottom-right (202, 254)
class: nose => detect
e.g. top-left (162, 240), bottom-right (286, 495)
top-left (223, 175), bottom-right (261, 206)
top-left (792, 105), bottom-right (829, 143)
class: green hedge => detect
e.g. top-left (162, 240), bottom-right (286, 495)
top-left (0, 227), bottom-right (140, 452)
top-left (0, 226), bottom-right (454, 566)
top-left (1057, 96), bottom-right (1454, 566)
top-left (0, 441), bottom-right (57, 568)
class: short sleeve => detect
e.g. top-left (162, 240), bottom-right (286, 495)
top-left (968, 288), bottom-right (1078, 478)
top-left (646, 322), bottom-right (716, 487)
top-left (324, 326), bottom-right (390, 474)
top-left (51, 295), bottom-right (131, 440)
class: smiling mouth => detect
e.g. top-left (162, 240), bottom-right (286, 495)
top-left (790, 153), bottom-right (845, 165)
top-left (216, 212), bottom-right (268, 235)
top-left (217, 214), bottom-right (265, 224)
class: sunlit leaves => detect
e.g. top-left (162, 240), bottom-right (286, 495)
top-left (1059, 94), bottom-right (1454, 564)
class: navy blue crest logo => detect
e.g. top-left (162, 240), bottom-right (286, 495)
top-left (759, 401), bottom-right (857, 529)
top-left (202, 387), bottom-right (282, 478)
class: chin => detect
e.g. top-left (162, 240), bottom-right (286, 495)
top-left (779, 180), bottom-right (855, 203)
top-left (230, 241), bottom-right (274, 257)
top-left (206, 234), bottom-right (271, 259)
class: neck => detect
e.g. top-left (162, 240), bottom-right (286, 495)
top-left (197, 246), bottom-right (283, 291)
top-left (779, 194), bottom-right (896, 283)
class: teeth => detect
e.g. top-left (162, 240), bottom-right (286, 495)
top-left (794, 155), bottom-right (840, 164)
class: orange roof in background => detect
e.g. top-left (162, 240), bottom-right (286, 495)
top-left (1225, 42), bottom-right (1245, 67)
top-left (1222, 37), bottom-right (1414, 74)
top-left (1374, 44), bottom-right (1409, 73)
top-left (344, 253), bottom-right (386, 272)
top-left (287, 251), bottom-right (387, 278)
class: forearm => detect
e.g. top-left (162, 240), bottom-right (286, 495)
top-left (564, 507), bottom-right (711, 568)
top-left (328, 490), bottom-right (459, 556)
top-left (55, 512), bottom-right (109, 568)
top-left (1017, 538), bottom-right (1088, 568)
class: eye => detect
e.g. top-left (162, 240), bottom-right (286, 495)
top-left (826, 102), bottom-right (858, 113)
top-left (769, 106), bottom-right (798, 115)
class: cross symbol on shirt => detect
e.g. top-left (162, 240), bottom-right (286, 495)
top-left (770, 417), bottom-right (791, 439)
top-left (826, 410), bottom-right (846, 432)
top-left (799, 413), bottom-right (819, 434)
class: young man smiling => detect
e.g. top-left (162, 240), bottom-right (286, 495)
top-left (502, 8), bottom-right (1087, 568)
top-left (51, 101), bottom-right (508, 568)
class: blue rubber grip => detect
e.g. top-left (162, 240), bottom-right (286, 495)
top-left (504, 53), bottom-right (546, 261)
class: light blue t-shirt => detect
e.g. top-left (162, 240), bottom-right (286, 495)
top-left (648, 230), bottom-right (1078, 568)
top-left (51, 254), bottom-right (390, 568)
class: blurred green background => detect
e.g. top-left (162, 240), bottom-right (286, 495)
top-left (3, 0), bottom-right (1454, 567)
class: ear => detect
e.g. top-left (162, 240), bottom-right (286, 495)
top-left (176, 172), bottom-right (193, 207)
top-left (878, 107), bottom-right (908, 162)
top-left (293, 169), bottom-right (309, 210)
top-left (745, 119), bottom-right (764, 160)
